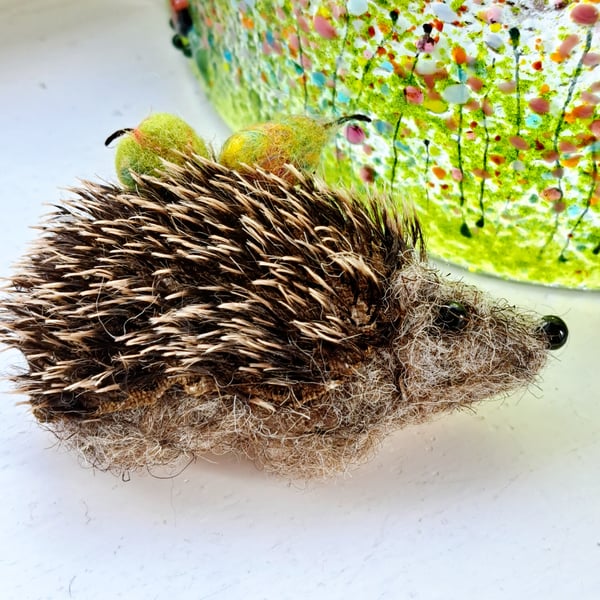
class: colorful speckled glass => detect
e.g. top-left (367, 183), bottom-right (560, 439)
top-left (184, 0), bottom-right (599, 288)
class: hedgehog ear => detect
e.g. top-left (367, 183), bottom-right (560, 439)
top-left (399, 212), bottom-right (425, 258)
top-left (408, 215), bottom-right (425, 257)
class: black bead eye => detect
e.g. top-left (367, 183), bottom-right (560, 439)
top-left (540, 315), bottom-right (568, 350)
top-left (437, 302), bottom-right (469, 331)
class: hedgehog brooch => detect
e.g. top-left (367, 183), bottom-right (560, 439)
top-left (0, 113), bottom-right (568, 479)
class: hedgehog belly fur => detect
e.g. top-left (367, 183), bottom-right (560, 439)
top-left (49, 358), bottom-right (410, 478)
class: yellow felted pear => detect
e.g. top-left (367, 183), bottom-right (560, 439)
top-left (219, 114), bottom-right (370, 182)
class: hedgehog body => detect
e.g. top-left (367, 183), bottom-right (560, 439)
top-left (1, 159), bottom-right (561, 478)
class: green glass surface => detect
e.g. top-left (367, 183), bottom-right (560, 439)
top-left (185, 0), bottom-right (600, 288)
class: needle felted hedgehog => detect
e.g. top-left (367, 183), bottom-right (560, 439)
top-left (0, 141), bottom-right (568, 479)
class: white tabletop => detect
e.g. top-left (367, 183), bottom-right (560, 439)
top-left (1, 1), bottom-right (599, 599)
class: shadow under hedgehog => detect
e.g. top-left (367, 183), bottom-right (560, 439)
top-left (0, 114), bottom-right (568, 479)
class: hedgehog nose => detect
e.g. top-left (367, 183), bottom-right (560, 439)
top-left (540, 315), bottom-right (568, 350)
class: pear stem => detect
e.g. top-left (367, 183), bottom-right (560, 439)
top-left (105, 128), bottom-right (134, 147)
top-left (324, 114), bottom-right (372, 129)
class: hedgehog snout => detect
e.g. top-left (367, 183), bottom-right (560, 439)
top-left (539, 315), bottom-right (568, 350)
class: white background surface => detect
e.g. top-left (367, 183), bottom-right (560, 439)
top-left (0, 1), bottom-right (599, 599)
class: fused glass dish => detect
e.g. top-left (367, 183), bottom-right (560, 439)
top-left (178, 0), bottom-right (600, 289)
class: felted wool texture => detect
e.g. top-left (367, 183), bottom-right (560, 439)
top-left (219, 115), bottom-right (329, 181)
top-left (0, 158), bottom-right (552, 479)
top-left (115, 113), bottom-right (209, 187)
